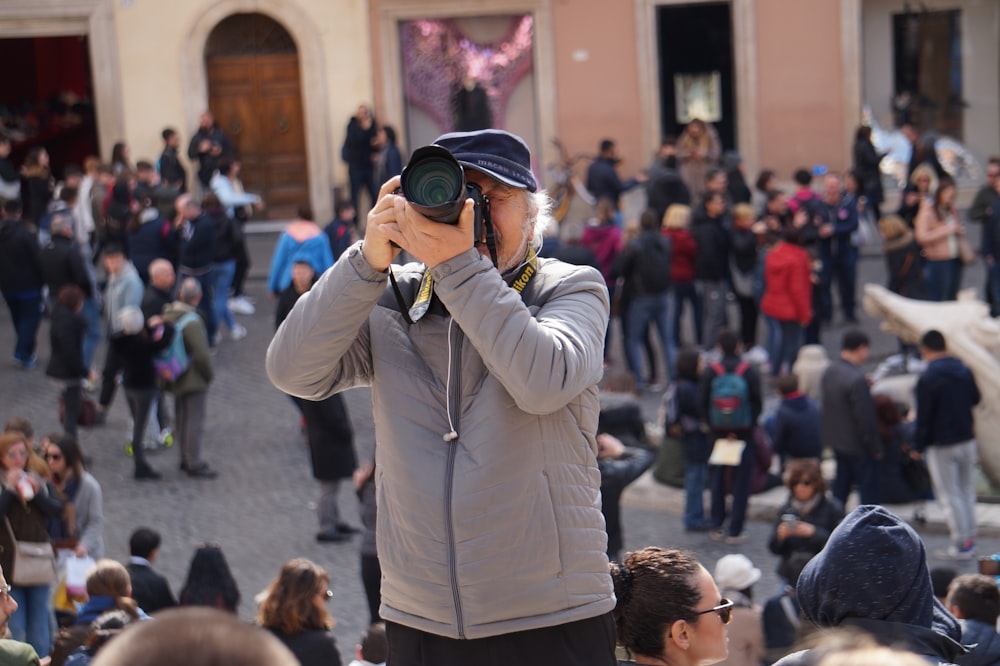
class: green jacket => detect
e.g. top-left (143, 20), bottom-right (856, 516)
top-left (0, 639), bottom-right (41, 665)
top-left (162, 302), bottom-right (213, 395)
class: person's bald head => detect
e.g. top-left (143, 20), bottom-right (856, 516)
top-left (149, 260), bottom-right (175, 290)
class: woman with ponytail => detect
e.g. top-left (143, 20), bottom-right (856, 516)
top-left (611, 547), bottom-right (731, 666)
top-left (50, 559), bottom-right (147, 666)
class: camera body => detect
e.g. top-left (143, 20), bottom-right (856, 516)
top-left (400, 145), bottom-right (487, 242)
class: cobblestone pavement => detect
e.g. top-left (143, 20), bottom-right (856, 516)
top-left (0, 229), bottom-right (993, 652)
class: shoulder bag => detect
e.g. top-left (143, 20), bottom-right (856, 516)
top-left (4, 517), bottom-right (57, 587)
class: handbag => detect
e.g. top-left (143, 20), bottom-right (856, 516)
top-left (58, 394), bottom-right (97, 427)
top-left (900, 450), bottom-right (932, 495)
top-left (4, 518), bottom-right (57, 587)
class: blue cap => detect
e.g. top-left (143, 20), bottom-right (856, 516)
top-left (433, 129), bottom-right (537, 192)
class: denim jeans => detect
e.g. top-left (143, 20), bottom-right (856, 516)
top-left (2, 289), bottom-right (42, 363)
top-left (213, 259), bottom-right (237, 333)
top-left (832, 450), bottom-right (880, 506)
top-left (672, 281), bottom-right (703, 347)
top-left (81, 296), bottom-right (101, 370)
top-left (684, 461), bottom-right (709, 529)
top-left (625, 293), bottom-right (676, 384)
top-left (768, 320), bottom-right (803, 377)
top-left (9, 584), bottom-right (52, 657)
top-left (924, 258), bottom-right (960, 302)
top-left (832, 246), bottom-right (858, 319)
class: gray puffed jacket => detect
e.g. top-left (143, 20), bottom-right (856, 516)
top-left (267, 242), bottom-right (614, 639)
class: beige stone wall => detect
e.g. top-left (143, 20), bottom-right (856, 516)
top-left (754, 0), bottom-right (851, 178)
top-left (111, 0), bottom-right (374, 221)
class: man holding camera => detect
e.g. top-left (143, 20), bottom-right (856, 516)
top-left (267, 129), bottom-right (615, 665)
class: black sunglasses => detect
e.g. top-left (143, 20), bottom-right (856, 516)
top-left (694, 597), bottom-right (734, 625)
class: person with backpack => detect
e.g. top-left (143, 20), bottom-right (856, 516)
top-left (611, 208), bottom-right (674, 389)
top-left (162, 279), bottom-right (218, 479)
top-left (699, 329), bottom-right (762, 544)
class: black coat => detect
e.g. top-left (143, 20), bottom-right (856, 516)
top-left (46, 305), bottom-right (87, 380)
top-left (767, 494), bottom-right (844, 565)
top-left (270, 628), bottom-right (343, 666)
top-left (690, 212), bottom-right (729, 281)
top-left (142, 284), bottom-right (174, 320)
top-left (300, 394), bottom-right (356, 481)
top-left (127, 562), bottom-right (177, 614)
top-left (0, 218), bottom-right (43, 293)
top-left (39, 235), bottom-right (93, 298)
top-left (109, 323), bottom-right (173, 390)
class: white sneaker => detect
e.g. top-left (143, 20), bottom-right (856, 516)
top-left (228, 296), bottom-right (256, 315)
top-left (230, 324), bottom-right (248, 341)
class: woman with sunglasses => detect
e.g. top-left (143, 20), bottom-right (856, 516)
top-left (256, 558), bottom-right (343, 666)
top-left (41, 433), bottom-right (104, 559)
top-left (0, 431), bottom-right (63, 657)
top-left (612, 546), bottom-right (731, 665)
top-left (767, 459), bottom-right (844, 581)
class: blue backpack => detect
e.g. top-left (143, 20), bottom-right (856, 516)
top-left (708, 361), bottom-right (752, 432)
top-left (153, 312), bottom-right (200, 382)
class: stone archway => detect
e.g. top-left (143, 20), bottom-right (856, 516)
top-left (182, 0), bottom-right (333, 222)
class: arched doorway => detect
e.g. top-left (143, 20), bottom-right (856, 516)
top-left (205, 13), bottom-right (308, 219)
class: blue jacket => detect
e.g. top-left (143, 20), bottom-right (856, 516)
top-left (957, 619), bottom-right (1000, 666)
top-left (268, 221), bottom-right (334, 295)
top-left (915, 356), bottom-right (980, 450)
top-left (772, 394), bottom-right (822, 461)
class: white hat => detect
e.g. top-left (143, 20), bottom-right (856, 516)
top-left (714, 554), bottom-right (762, 591)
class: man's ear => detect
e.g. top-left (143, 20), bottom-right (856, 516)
top-left (668, 619), bottom-right (691, 650)
top-left (947, 603), bottom-right (965, 620)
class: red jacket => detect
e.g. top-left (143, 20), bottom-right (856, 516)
top-left (662, 228), bottom-right (697, 284)
top-left (760, 242), bottom-right (812, 325)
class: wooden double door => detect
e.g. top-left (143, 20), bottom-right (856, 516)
top-left (206, 54), bottom-right (308, 220)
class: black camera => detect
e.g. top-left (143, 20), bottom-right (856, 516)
top-left (400, 145), bottom-right (486, 241)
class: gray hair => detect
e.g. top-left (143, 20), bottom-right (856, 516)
top-left (528, 190), bottom-right (554, 252)
top-left (117, 306), bottom-right (145, 335)
top-left (178, 277), bottom-right (202, 304)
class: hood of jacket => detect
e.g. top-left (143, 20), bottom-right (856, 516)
top-left (797, 505), bottom-right (960, 639)
top-left (285, 220), bottom-right (322, 243)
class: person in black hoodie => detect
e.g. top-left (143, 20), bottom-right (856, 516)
top-left (691, 191), bottom-right (730, 351)
top-left (0, 199), bottom-right (44, 369)
top-left (773, 505), bottom-right (967, 666)
top-left (46, 284), bottom-right (89, 436)
top-left (914, 330), bottom-right (980, 560)
top-left (206, 192), bottom-right (245, 343)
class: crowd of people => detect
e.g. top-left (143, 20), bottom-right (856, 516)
top-left (1, 107), bottom-right (999, 666)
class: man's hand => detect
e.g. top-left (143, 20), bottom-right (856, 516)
top-left (361, 178), bottom-right (406, 272)
top-left (366, 175), bottom-right (475, 269)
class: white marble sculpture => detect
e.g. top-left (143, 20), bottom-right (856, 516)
top-left (863, 284), bottom-right (1000, 485)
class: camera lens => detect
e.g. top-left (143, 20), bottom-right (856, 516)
top-left (401, 145), bottom-right (467, 225)
top-left (405, 155), bottom-right (462, 206)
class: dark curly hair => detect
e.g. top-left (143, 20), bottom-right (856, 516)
top-left (179, 544), bottom-right (241, 612)
top-left (611, 547), bottom-right (704, 659)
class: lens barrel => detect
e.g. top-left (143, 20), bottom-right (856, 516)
top-left (400, 146), bottom-right (466, 225)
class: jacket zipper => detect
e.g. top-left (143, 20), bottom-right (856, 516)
top-left (444, 320), bottom-right (465, 638)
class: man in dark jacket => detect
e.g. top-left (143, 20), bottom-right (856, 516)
top-left (773, 505), bottom-right (967, 666)
top-left (645, 137), bottom-right (690, 223)
top-left (586, 139), bottom-right (645, 211)
top-left (612, 208), bottom-right (674, 386)
top-left (946, 574), bottom-right (1000, 666)
top-left (915, 329), bottom-right (980, 560)
top-left (691, 191), bottom-right (730, 350)
top-left (187, 111), bottom-right (234, 189)
top-left (596, 432), bottom-right (654, 560)
top-left (127, 527), bottom-right (177, 613)
top-left (818, 173), bottom-right (859, 324)
top-left (820, 329), bottom-right (881, 505)
top-left (174, 194), bottom-right (217, 342)
top-left (158, 127), bottom-right (187, 193)
top-left (0, 200), bottom-right (44, 369)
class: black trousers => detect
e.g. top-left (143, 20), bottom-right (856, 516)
top-left (385, 611), bottom-right (616, 666)
top-left (361, 552), bottom-right (382, 625)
